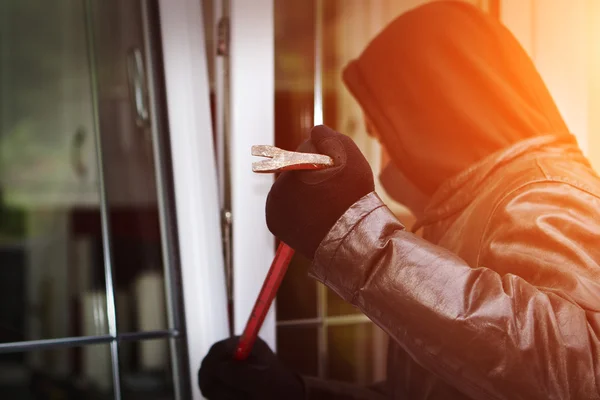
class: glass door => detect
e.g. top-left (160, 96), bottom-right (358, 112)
top-left (0, 1), bottom-right (188, 398)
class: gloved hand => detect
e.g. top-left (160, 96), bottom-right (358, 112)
top-left (266, 125), bottom-right (375, 259)
top-left (198, 336), bottom-right (305, 400)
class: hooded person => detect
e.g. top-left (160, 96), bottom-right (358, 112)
top-left (198, 2), bottom-right (600, 399)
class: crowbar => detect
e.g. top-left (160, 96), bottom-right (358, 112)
top-left (234, 146), bottom-right (334, 360)
top-left (251, 145), bottom-right (334, 173)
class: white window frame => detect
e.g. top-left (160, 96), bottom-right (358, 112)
top-left (228, 0), bottom-right (276, 346)
top-left (157, 1), bottom-right (230, 399)
top-left (158, 0), bottom-right (277, 397)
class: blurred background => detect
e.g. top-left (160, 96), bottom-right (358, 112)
top-left (1, 0), bottom-right (599, 399)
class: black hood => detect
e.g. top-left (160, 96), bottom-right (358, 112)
top-left (343, 1), bottom-right (570, 204)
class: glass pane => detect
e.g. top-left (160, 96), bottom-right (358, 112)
top-left (274, 0), bottom-right (318, 323)
top-left (120, 339), bottom-right (175, 400)
top-left (277, 253), bottom-right (318, 320)
top-left (276, 327), bottom-right (319, 377)
top-left (327, 323), bottom-right (388, 385)
top-left (327, 286), bottom-right (361, 316)
top-left (0, 344), bottom-right (113, 399)
top-left (275, 0), bottom-right (316, 152)
top-left (87, 0), bottom-right (171, 335)
top-left (0, 1), bottom-right (108, 342)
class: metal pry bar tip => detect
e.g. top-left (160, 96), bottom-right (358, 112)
top-left (251, 145), bottom-right (334, 173)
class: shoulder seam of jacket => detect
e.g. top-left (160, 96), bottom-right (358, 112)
top-left (475, 178), bottom-right (600, 267)
top-left (535, 157), bottom-right (600, 199)
top-left (475, 178), bottom-right (553, 267)
top-left (534, 157), bottom-right (551, 179)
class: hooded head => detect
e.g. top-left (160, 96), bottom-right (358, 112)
top-left (343, 1), bottom-right (570, 215)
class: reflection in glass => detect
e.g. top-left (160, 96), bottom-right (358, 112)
top-left (0, 344), bottom-right (113, 399)
top-left (327, 323), bottom-right (388, 385)
top-left (327, 286), bottom-right (362, 317)
top-left (1, 0), bottom-right (183, 397)
top-left (273, 0), bottom-right (319, 327)
top-left (0, 0), bottom-right (107, 343)
top-left (277, 253), bottom-right (318, 321)
top-left (120, 339), bottom-right (175, 400)
top-left (277, 327), bottom-right (319, 377)
top-left (88, 0), bottom-right (170, 335)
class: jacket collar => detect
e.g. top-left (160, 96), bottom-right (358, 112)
top-left (411, 134), bottom-right (586, 232)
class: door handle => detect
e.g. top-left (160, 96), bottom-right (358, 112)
top-left (71, 126), bottom-right (88, 179)
top-left (127, 47), bottom-right (150, 128)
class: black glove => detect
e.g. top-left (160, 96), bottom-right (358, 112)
top-left (266, 125), bottom-right (375, 259)
top-left (198, 336), bottom-right (305, 400)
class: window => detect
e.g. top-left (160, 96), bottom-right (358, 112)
top-left (0, 1), bottom-right (188, 398)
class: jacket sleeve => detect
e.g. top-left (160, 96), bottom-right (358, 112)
top-left (302, 377), bottom-right (388, 400)
top-left (309, 191), bottom-right (600, 400)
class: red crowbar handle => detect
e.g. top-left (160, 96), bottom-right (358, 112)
top-left (233, 146), bottom-right (334, 361)
top-left (233, 242), bottom-right (295, 360)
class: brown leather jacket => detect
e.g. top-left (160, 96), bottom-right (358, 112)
top-left (303, 135), bottom-right (600, 399)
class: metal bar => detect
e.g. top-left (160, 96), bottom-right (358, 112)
top-left (313, 0), bottom-right (327, 379)
top-left (0, 329), bottom-right (182, 353)
top-left (278, 314), bottom-right (371, 328)
top-left (277, 318), bottom-right (322, 328)
top-left (0, 2), bottom-right (8, 136)
top-left (251, 145), bottom-right (334, 173)
top-left (118, 329), bottom-right (179, 342)
top-left (82, 2), bottom-right (121, 399)
top-left (0, 335), bottom-right (114, 354)
top-left (326, 314), bottom-right (370, 326)
top-left (215, 0), bottom-right (235, 337)
top-left (313, 0), bottom-right (324, 126)
top-left (140, 1), bottom-right (186, 399)
top-left (214, 0), bottom-right (227, 210)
